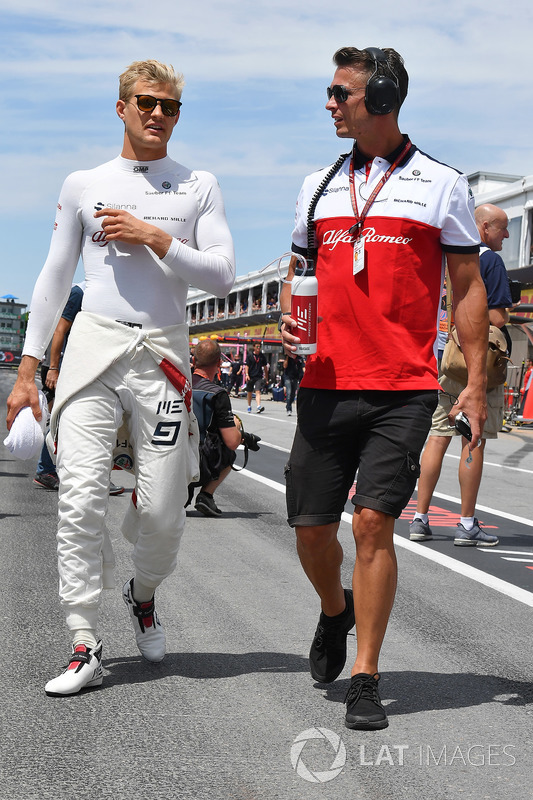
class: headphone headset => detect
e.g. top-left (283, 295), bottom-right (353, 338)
top-left (363, 47), bottom-right (400, 115)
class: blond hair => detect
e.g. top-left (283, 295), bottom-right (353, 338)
top-left (119, 60), bottom-right (185, 102)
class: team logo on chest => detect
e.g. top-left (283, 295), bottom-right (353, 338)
top-left (321, 226), bottom-right (413, 250)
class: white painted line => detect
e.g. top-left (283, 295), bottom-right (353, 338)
top-left (259, 440), bottom-right (291, 453)
top-left (256, 415), bottom-right (296, 424)
top-left (251, 445), bottom-right (533, 527)
top-left (354, 511), bottom-right (533, 607)
top-left (478, 549), bottom-right (533, 556)
top-left (241, 469), bottom-right (286, 494)
top-left (430, 490), bottom-right (533, 528)
top-left (240, 468), bottom-right (533, 609)
top-left (238, 410), bottom-right (295, 425)
top-left (501, 557), bottom-right (533, 563)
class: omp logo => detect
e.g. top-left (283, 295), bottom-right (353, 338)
top-left (294, 304), bottom-right (308, 331)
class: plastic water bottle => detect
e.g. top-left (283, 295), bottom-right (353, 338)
top-left (291, 260), bottom-right (318, 355)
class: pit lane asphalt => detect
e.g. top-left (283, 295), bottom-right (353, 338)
top-left (1, 369), bottom-right (532, 800)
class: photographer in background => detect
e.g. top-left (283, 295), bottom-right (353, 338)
top-left (190, 339), bottom-right (260, 517)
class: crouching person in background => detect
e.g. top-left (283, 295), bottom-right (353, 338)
top-left (189, 339), bottom-right (260, 517)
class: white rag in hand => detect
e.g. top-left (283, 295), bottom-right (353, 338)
top-left (3, 391), bottom-right (49, 460)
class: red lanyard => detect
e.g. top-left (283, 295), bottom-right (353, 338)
top-left (348, 140), bottom-right (412, 238)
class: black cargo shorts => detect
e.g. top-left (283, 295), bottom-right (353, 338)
top-left (285, 387), bottom-right (438, 526)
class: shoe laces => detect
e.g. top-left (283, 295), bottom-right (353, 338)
top-left (344, 673), bottom-right (381, 707)
top-left (313, 622), bottom-right (327, 648)
top-left (313, 618), bottom-right (346, 648)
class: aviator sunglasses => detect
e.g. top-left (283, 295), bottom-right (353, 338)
top-left (326, 85), bottom-right (351, 103)
top-left (133, 94), bottom-right (182, 117)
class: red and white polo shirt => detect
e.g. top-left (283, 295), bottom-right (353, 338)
top-left (291, 139), bottom-right (480, 391)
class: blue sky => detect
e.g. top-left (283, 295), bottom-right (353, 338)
top-left (1, 0), bottom-right (533, 305)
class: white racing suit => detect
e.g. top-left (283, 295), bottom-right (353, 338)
top-left (50, 312), bottom-right (200, 634)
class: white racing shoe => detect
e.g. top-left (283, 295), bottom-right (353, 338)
top-left (123, 578), bottom-right (166, 662)
top-left (45, 641), bottom-right (103, 696)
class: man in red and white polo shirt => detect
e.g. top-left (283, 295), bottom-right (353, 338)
top-left (280, 46), bottom-right (488, 730)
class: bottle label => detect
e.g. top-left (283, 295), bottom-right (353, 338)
top-left (291, 293), bottom-right (317, 353)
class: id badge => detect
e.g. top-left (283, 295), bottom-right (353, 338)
top-left (353, 236), bottom-right (366, 275)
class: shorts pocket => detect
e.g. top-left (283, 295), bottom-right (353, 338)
top-left (382, 451), bottom-right (421, 516)
top-left (284, 462), bottom-right (296, 520)
top-left (406, 451), bottom-right (421, 481)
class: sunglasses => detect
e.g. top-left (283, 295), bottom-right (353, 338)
top-left (326, 85), bottom-right (352, 103)
top-left (133, 94), bottom-right (182, 117)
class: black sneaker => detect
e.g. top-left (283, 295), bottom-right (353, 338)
top-left (309, 589), bottom-right (355, 683)
top-left (33, 472), bottom-right (59, 490)
top-left (344, 672), bottom-right (388, 730)
top-left (195, 491), bottom-right (222, 517)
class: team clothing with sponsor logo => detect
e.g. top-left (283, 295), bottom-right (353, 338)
top-left (287, 138), bottom-right (479, 523)
top-left (52, 314), bottom-right (199, 632)
top-left (23, 156), bottom-right (234, 359)
top-left (291, 138), bottom-right (480, 393)
top-left (22, 155), bottom-right (234, 638)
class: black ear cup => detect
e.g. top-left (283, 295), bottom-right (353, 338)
top-left (363, 47), bottom-right (400, 115)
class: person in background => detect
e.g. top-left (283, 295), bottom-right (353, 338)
top-left (228, 353), bottom-right (243, 396)
top-left (33, 284), bottom-right (124, 496)
top-left (245, 341), bottom-right (268, 413)
top-left (282, 353), bottom-right (304, 416)
top-left (33, 284), bottom-right (84, 491)
top-left (410, 204), bottom-right (513, 547)
top-left (220, 352), bottom-right (232, 391)
top-left (190, 339), bottom-right (243, 516)
top-left (520, 357), bottom-right (533, 412)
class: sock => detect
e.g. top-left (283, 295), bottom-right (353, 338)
top-left (413, 513), bottom-right (429, 524)
top-left (132, 577), bottom-right (156, 604)
top-left (460, 516), bottom-right (475, 531)
top-left (72, 629), bottom-right (98, 650)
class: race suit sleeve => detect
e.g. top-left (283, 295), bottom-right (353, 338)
top-left (160, 172), bottom-right (235, 297)
top-left (22, 173), bottom-right (84, 360)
